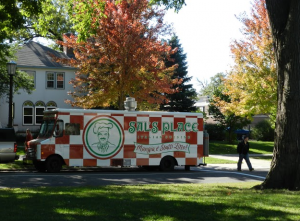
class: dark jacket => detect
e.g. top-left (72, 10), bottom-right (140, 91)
top-left (237, 140), bottom-right (249, 155)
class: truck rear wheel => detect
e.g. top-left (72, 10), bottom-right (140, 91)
top-left (46, 156), bottom-right (62, 173)
top-left (160, 156), bottom-right (175, 171)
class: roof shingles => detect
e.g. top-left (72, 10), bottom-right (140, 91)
top-left (16, 41), bottom-right (73, 69)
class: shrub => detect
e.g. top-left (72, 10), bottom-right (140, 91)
top-left (252, 120), bottom-right (274, 141)
top-left (205, 123), bottom-right (226, 141)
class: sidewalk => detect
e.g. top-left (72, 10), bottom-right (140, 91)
top-left (206, 154), bottom-right (272, 171)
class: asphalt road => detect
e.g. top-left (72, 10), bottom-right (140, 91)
top-left (0, 166), bottom-right (268, 188)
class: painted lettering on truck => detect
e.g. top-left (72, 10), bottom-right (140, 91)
top-left (128, 121), bottom-right (198, 134)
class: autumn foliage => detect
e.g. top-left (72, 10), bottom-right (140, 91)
top-left (214, 0), bottom-right (276, 120)
top-left (55, 0), bottom-right (179, 109)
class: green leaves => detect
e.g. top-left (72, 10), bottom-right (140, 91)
top-left (69, 0), bottom-right (106, 42)
top-left (149, 0), bottom-right (186, 12)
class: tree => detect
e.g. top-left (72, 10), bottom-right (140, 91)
top-left (160, 35), bottom-right (197, 112)
top-left (68, 0), bottom-right (106, 42)
top-left (198, 72), bottom-right (225, 97)
top-left (149, 0), bottom-right (186, 12)
top-left (210, 87), bottom-right (251, 143)
top-left (9, 0), bottom-right (75, 51)
top-left (1, 0), bottom-right (74, 55)
top-left (0, 0), bottom-right (43, 61)
top-left (23, 0), bottom-right (74, 42)
top-left (215, 0), bottom-right (277, 123)
top-left (200, 73), bottom-right (250, 143)
top-left (55, 0), bottom-right (179, 110)
top-left (0, 66), bottom-right (35, 99)
top-left (0, 1), bottom-right (41, 100)
top-left (260, 0), bottom-right (300, 190)
top-left (70, 0), bottom-right (185, 42)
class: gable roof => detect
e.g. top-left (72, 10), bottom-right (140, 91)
top-left (16, 41), bottom-right (75, 69)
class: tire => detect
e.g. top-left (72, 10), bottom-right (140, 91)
top-left (159, 156), bottom-right (175, 171)
top-left (33, 161), bottom-right (46, 172)
top-left (185, 165), bottom-right (191, 171)
top-left (46, 155), bottom-right (62, 173)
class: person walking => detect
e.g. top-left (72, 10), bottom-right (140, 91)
top-left (237, 135), bottom-right (254, 171)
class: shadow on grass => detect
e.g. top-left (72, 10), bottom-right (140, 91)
top-left (0, 184), bottom-right (298, 221)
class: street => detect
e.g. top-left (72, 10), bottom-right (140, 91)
top-left (0, 166), bottom-right (268, 188)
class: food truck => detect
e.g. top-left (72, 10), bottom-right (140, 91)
top-left (24, 98), bottom-right (208, 172)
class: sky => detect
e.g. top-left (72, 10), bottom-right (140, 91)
top-left (164, 0), bottom-right (253, 92)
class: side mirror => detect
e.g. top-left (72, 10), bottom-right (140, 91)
top-left (54, 124), bottom-right (61, 137)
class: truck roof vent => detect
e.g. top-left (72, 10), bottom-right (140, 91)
top-left (124, 97), bottom-right (137, 111)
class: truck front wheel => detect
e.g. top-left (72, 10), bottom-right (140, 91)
top-left (46, 156), bottom-right (62, 173)
top-left (160, 156), bottom-right (175, 171)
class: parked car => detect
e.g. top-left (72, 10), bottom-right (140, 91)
top-left (0, 128), bottom-right (18, 163)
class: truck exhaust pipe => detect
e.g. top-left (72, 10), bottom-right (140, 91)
top-left (124, 97), bottom-right (137, 111)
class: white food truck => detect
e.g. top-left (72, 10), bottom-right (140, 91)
top-left (24, 98), bottom-right (208, 172)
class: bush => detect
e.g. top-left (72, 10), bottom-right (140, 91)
top-left (252, 120), bottom-right (274, 141)
top-left (205, 123), bottom-right (226, 141)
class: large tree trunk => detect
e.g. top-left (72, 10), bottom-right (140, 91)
top-left (261, 0), bottom-right (300, 190)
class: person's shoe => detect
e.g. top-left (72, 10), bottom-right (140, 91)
top-left (237, 169), bottom-right (241, 171)
top-left (250, 168), bottom-right (254, 171)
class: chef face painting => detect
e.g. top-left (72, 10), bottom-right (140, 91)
top-left (83, 116), bottom-right (124, 159)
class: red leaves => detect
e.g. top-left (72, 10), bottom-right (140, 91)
top-left (55, 0), bottom-right (177, 109)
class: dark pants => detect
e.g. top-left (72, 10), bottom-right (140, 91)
top-left (237, 153), bottom-right (253, 171)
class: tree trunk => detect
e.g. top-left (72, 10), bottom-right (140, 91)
top-left (261, 0), bottom-right (300, 190)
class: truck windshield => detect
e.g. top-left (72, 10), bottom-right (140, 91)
top-left (38, 120), bottom-right (55, 138)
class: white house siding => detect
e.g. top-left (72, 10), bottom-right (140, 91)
top-left (0, 67), bottom-right (77, 132)
top-left (0, 41), bottom-right (80, 132)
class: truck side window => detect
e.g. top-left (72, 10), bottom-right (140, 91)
top-left (54, 120), bottom-right (64, 137)
top-left (65, 123), bottom-right (80, 135)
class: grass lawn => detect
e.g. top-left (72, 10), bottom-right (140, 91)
top-left (204, 157), bottom-right (237, 164)
top-left (0, 146), bottom-right (33, 170)
top-left (0, 182), bottom-right (299, 221)
top-left (0, 160), bottom-right (34, 170)
top-left (210, 140), bottom-right (274, 155)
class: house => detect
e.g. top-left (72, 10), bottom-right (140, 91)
top-left (0, 41), bottom-right (77, 133)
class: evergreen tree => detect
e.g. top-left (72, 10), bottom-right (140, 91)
top-left (160, 35), bottom-right (197, 112)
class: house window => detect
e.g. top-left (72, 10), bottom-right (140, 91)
top-left (22, 101), bottom-right (58, 125)
top-left (56, 73), bottom-right (64, 88)
top-left (23, 101), bottom-right (34, 125)
top-left (35, 101), bottom-right (45, 125)
top-left (47, 72), bottom-right (54, 88)
top-left (46, 72), bottom-right (65, 89)
top-left (46, 101), bottom-right (57, 110)
top-left (22, 70), bottom-right (36, 88)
